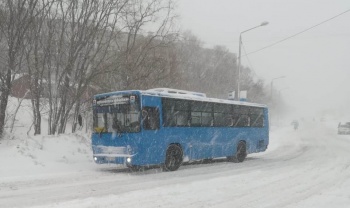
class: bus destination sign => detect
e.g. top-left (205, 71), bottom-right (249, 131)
top-left (95, 97), bottom-right (130, 106)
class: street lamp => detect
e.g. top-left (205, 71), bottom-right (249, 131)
top-left (236, 21), bottom-right (269, 101)
top-left (271, 76), bottom-right (286, 100)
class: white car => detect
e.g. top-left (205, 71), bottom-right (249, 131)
top-left (338, 122), bottom-right (350, 135)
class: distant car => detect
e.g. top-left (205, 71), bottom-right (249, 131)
top-left (338, 122), bottom-right (350, 135)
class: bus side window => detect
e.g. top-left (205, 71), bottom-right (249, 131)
top-left (142, 107), bottom-right (160, 130)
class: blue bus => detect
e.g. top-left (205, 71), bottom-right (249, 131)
top-left (92, 88), bottom-right (269, 171)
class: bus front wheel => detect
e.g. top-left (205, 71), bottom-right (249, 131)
top-left (163, 144), bottom-right (183, 171)
top-left (228, 141), bottom-right (247, 163)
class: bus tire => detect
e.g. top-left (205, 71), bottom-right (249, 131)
top-left (163, 144), bottom-right (183, 171)
top-left (229, 141), bottom-right (247, 163)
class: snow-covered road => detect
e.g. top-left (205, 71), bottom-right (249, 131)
top-left (1, 121), bottom-right (350, 208)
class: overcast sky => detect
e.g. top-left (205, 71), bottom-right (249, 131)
top-left (176, 0), bottom-right (350, 118)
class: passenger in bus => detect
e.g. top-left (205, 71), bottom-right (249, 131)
top-left (112, 116), bottom-right (122, 133)
top-left (142, 108), bottom-right (160, 130)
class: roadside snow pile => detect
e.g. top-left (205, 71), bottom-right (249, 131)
top-left (0, 97), bottom-right (95, 179)
top-left (0, 133), bottom-right (94, 179)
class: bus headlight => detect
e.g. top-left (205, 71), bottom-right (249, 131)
top-left (94, 157), bottom-right (98, 161)
top-left (126, 157), bottom-right (132, 163)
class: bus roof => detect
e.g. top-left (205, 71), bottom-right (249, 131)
top-left (94, 88), bottom-right (267, 108)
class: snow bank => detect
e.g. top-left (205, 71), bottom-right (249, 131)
top-left (0, 97), bottom-right (95, 180)
top-left (0, 133), bottom-right (94, 180)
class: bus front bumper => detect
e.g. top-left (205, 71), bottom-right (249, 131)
top-left (92, 145), bottom-right (136, 165)
top-left (93, 153), bottom-right (135, 165)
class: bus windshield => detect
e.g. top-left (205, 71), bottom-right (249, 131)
top-left (93, 96), bottom-right (140, 133)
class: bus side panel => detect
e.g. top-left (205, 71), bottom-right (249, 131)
top-left (256, 108), bottom-right (269, 152)
top-left (154, 127), bottom-right (233, 161)
top-left (139, 109), bottom-right (269, 164)
top-left (135, 95), bottom-right (166, 166)
top-left (182, 127), bottom-right (235, 160)
top-left (172, 109), bottom-right (269, 160)
top-left (136, 95), bottom-right (233, 165)
top-left (263, 108), bottom-right (270, 150)
top-left (246, 107), bottom-right (269, 153)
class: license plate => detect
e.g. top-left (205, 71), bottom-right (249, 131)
top-left (106, 157), bottom-right (115, 162)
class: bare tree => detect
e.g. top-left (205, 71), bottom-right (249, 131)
top-left (0, 0), bottom-right (40, 139)
top-left (44, 0), bottom-right (129, 134)
top-left (24, 0), bottom-right (54, 135)
top-left (9, 90), bottom-right (30, 133)
top-left (98, 0), bottom-right (178, 91)
top-left (170, 31), bottom-right (204, 91)
top-left (0, 0), bottom-right (269, 138)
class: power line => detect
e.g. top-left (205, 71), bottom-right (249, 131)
top-left (241, 42), bottom-right (262, 79)
top-left (246, 8), bottom-right (350, 56)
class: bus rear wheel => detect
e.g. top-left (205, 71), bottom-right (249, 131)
top-left (228, 141), bottom-right (247, 163)
top-left (163, 144), bottom-right (183, 171)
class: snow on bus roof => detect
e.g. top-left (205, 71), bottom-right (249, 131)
top-left (94, 88), bottom-right (267, 108)
top-left (143, 88), bottom-right (267, 108)
top-left (146, 88), bottom-right (207, 97)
